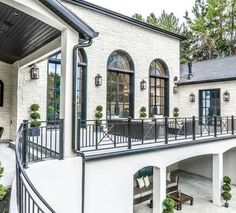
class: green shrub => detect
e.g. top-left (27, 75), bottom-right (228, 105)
top-left (30, 104), bottom-right (40, 112)
top-left (223, 176), bottom-right (231, 184)
top-left (140, 107), bottom-right (147, 118)
top-left (173, 107), bottom-right (179, 113)
top-left (0, 162), bottom-right (4, 178)
top-left (222, 191), bottom-right (232, 201)
top-left (222, 183), bottom-right (231, 192)
top-left (162, 197), bottom-right (175, 213)
top-left (173, 107), bottom-right (180, 118)
top-left (140, 107), bottom-right (146, 112)
top-left (96, 105), bottom-right (103, 112)
top-left (0, 162), bottom-right (7, 201)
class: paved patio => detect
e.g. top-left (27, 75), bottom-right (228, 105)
top-left (134, 171), bottom-right (236, 213)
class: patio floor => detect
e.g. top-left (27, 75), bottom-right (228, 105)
top-left (134, 171), bottom-right (236, 213)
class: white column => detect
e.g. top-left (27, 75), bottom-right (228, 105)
top-left (212, 153), bottom-right (223, 206)
top-left (153, 167), bottom-right (166, 213)
top-left (60, 28), bottom-right (78, 157)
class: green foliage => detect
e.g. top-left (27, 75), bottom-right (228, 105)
top-left (29, 104), bottom-right (41, 128)
top-left (0, 162), bottom-right (7, 201)
top-left (133, 0), bottom-right (236, 63)
top-left (162, 197), bottom-right (175, 213)
top-left (95, 106), bottom-right (103, 126)
top-left (222, 183), bottom-right (231, 192)
top-left (30, 104), bottom-right (40, 112)
top-left (140, 107), bottom-right (147, 118)
top-left (222, 176), bottom-right (232, 203)
top-left (0, 184), bottom-right (7, 201)
top-left (222, 191), bottom-right (232, 201)
top-left (132, 13), bottom-right (144, 22)
top-left (223, 176), bottom-right (232, 184)
top-left (173, 107), bottom-right (180, 117)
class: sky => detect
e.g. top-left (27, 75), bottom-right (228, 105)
top-left (86, 0), bottom-right (195, 23)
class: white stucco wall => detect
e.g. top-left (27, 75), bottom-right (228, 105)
top-left (62, 2), bottom-right (181, 120)
top-left (175, 81), bottom-right (236, 117)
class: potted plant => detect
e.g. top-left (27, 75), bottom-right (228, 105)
top-left (0, 162), bottom-right (7, 202)
top-left (140, 107), bottom-right (147, 119)
top-left (29, 104), bottom-right (41, 136)
top-left (95, 106), bottom-right (103, 131)
top-left (222, 176), bottom-right (232, 208)
top-left (162, 196), bottom-right (175, 213)
top-left (173, 107), bottom-right (179, 118)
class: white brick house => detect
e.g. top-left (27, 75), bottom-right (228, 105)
top-left (0, 1), bottom-right (235, 213)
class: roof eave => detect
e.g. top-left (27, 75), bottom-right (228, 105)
top-left (39, 0), bottom-right (99, 40)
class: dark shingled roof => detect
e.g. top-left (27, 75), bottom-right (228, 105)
top-left (39, 0), bottom-right (99, 39)
top-left (178, 55), bottom-right (236, 85)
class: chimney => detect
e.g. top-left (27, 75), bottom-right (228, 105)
top-left (188, 61), bottom-right (193, 80)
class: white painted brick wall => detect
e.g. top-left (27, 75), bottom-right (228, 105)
top-left (63, 2), bottom-right (181, 120)
top-left (175, 81), bottom-right (236, 117)
top-left (17, 60), bottom-right (48, 128)
top-left (0, 61), bottom-right (13, 140)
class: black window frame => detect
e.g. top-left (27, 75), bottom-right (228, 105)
top-left (107, 50), bottom-right (135, 119)
top-left (199, 89), bottom-right (221, 124)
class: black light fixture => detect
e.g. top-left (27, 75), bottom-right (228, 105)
top-left (95, 74), bottom-right (102, 87)
top-left (173, 85), bottom-right (178, 94)
top-left (140, 79), bottom-right (147, 91)
top-left (189, 93), bottom-right (195, 102)
top-left (30, 64), bottom-right (39, 80)
top-left (223, 91), bottom-right (230, 102)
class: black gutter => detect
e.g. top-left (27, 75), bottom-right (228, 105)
top-left (64, 0), bottom-right (186, 41)
top-left (39, 0), bottom-right (99, 39)
top-left (84, 135), bottom-right (236, 161)
top-left (72, 39), bottom-right (93, 213)
top-left (178, 77), bottom-right (236, 86)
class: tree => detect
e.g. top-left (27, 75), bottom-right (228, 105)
top-left (132, 13), bottom-right (144, 22)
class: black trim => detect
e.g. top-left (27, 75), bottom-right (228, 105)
top-left (0, 80), bottom-right (4, 107)
top-left (83, 135), bottom-right (236, 161)
top-left (178, 77), bottom-right (236, 86)
top-left (39, 0), bottom-right (99, 39)
top-left (64, 0), bottom-right (186, 40)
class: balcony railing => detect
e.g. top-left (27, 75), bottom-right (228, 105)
top-left (76, 116), bottom-right (236, 154)
top-left (15, 120), bottom-right (64, 213)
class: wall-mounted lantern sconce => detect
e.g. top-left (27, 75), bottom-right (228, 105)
top-left (140, 79), bottom-right (147, 91)
top-left (189, 93), bottom-right (195, 102)
top-left (95, 74), bottom-right (102, 87)
top-left (173, 85), bottom-right (179, 94)
top-left (30, 64), bottom-right (39, 80)
top-left (223, 90), bottom-right (230, 102)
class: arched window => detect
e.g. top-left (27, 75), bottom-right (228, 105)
top-left (149, 59), bottom-right (169, 117)
top-left (76, 49), bottom-right (87, 120)
top-left (0, 80), bottom-right (4, 107)
top-left (107, 50), bottom-right (134, 118)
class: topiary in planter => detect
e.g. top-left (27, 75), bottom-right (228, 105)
top-left (162, 196), bottom-right (175, 213)
top-left (173, 107), bottom-right (179, 118)
top-left (140, 107), bottom-right (147, 119)
top-left (29, 104), bottom-right (41, 136)
top-left (222, 176), bottom-right (232, 208)
top-left (95, 106), bottom-right (103, 130)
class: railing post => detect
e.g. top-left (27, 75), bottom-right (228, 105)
top-left (95, 121), bottom-right (98, 150)
top-left (77, 119), bottom-right (81, 151)
top-left (232, 115), bottom-right (234, 135)
top-left (192, 116), bottom-right (196, 140)
top-left (22, 120), bottom-right (28, 169)
top-left (154, 118), bottom-right (157, 143)
top-left (59, 119), bottom-right (64, 160)
top-left (165, 116), bottom-right (168, 144)
top-left (214, 116), bottom-right (217, 138)
top-left (141, 119), bottom-right (144, 144)
top-left (128, 117), bottom-right (132, 149)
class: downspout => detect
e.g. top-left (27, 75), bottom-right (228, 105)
top-left (72, 38), bottom-right (93, 213)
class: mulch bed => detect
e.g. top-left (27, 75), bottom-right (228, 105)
top-left (0, 188), bottom-right (11, 213)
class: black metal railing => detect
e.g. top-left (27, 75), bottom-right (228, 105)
top-left (76, 116), bottom-right (236, 153)
top-left (16, 120), bottom-right (64, 213)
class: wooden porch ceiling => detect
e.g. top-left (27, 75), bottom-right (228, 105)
top-left (0, 2), bottom-right (61, 64)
